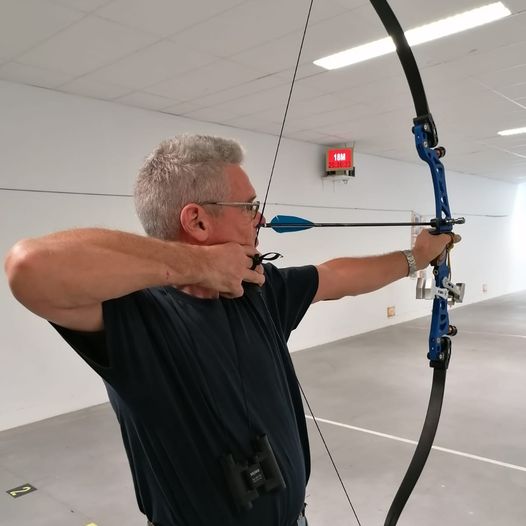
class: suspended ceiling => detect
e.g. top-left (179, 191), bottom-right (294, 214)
top-left (1, 0), bottom-right (525, 183)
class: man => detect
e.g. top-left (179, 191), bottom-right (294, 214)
top-left (5, 134), bottom-right (452, 526)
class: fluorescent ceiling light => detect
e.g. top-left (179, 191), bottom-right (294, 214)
top-left (313, 37), bottom-right (395, 70)
top-left (314, 2), bottom-right (511, 70)
top-left (498, 127), bottom-right (526, 136)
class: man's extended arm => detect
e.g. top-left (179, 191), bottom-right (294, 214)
top-left (313, 230), bottom-right (453, 302)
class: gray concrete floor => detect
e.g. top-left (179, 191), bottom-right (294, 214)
top-left (1, 291), bottom-right (525, 526)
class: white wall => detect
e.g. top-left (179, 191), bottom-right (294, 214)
top-left (1, 80), bottom-right (524, 431)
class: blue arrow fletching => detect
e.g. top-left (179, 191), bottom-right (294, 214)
top-left (268, 215), bottom-right (313, 233)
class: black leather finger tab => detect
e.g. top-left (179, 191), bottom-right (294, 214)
top-left (250, 254), bottom-right (263, 271)
top-left (250, 252), bottom-right (283, 270)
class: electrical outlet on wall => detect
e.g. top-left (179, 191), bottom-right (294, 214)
top-left (387, 306), bottom-right (396, 318)
top-left (482, 283), bottom-right (488, 293)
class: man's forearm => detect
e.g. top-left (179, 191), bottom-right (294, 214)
top-left (316, 251), bottom-right (409, 299)
top-left (4, 228), bottom-right (200, 310)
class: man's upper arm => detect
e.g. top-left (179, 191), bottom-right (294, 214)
top-left (44, 303), bottom-right (104, 332)
top-left (312, 263), bottom-right (342, 303)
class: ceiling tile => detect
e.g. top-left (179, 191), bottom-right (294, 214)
top-left (283, 128), bottom-right (329, 143)
top-left (95, 0), bottom-right (245, 38)
top-left (285, 93), bottom-right (354, 120)
top-left (171, 0), bottom-right (347, 59)
top-left (285, 128), bottom-right (331, 144)
top-left (422, 73), bottom-right (486, 103)
top-left (115, 91), bottom-right (177, 111)
top-left (211, 82), bottom-right (324, 118)
top-left (418, 11), bottom-right (526, 73)
top-left (305, 0), bottom-right (354, 23)
top-left (506, 0), bottom-right (526, 11)
top-left (230, 32), bottom-right (312, 76)
top-left (423, 40), bottom-right (526, 83)
top-left (287, 103), bottom-right (370, 135)
top-left (449, 147), bottom-right (517, 176)
top-left (478, 135), bottom-right (526, 151)
top-left (0, 0), bottom-right (85, 62)
top-left (509, 145), bottom-right (526, 156)
top-left (224, 114), bottom-right (283, 136)
top-left (292, 62), bottom-right (326, 82)
top-left (327, 0), bottom-right (368, 10)
top-left (145, 59), bottom-right (264, 101)
top-left (0, 62), bottom-right (75, 88)
top-left (50, 0), bottom-right (111, 12)
top-left (182, 74), bottom-right (286, 110)
top-left (183, 106), bottom-right (249, 125)
top-left (381, 0), bottom-right (496, 29)
top-left (291, 54), bottom-right (403, 97)
top-left (78, 40), bottom-right (217, 90)
top-left (58, 77), bottom-right (132, 99)
top-left (161, 101), bottom-right (204, 116)
top-left (499, 83), bottom-right (526, 101)
top-left (301, 4), bottom-right (387, 62)
top-left (434, 90), bottom-right (515, 121)
top-left (17, 15), bottom-right (157, 76)
top-left (472, 64), bottom-right (526, 92)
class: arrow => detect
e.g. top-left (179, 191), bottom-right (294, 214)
top-left (261, 214), bottom-right (465, 233)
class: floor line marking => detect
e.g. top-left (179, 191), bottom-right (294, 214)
top-left (305, 415), bottom-right (526, 473)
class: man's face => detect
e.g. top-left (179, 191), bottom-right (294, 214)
top-left (208, 164), bottom-right (263, 247)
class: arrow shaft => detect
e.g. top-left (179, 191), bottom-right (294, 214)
top-left (262, 221), bottom-right (433, 228)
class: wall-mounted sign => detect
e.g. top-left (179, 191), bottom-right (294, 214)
top-left (326, 147), bottom-right (353, 171)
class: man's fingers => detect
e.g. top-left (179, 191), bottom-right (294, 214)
top-left (449, 233), bottom-right (462, 245)
top-left (201, 243), bottom-right (267, 295)
top-left (429, 232), bottom-right (461, 266)
top-left (440, 232), bottom-right (461, 253)
top-left (244, 267), bottom-right (265, 286)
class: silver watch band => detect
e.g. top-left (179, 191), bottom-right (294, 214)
top-left (402, 249), bottom-right (417, 277)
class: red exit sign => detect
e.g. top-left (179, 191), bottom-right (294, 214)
top-left (326, 148), bottom-right (353, 170)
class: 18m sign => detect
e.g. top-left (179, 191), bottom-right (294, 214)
top-left (326, 148), bottom-right (353, 170)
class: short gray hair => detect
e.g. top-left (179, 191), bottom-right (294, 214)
top-left (134, 134), bottom-right (244, 239)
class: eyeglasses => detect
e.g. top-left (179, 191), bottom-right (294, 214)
top-left (200, 200), bottom-right (261, 220)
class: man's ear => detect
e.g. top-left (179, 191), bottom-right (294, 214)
top-left (179, 204), bottom-right (211, 242)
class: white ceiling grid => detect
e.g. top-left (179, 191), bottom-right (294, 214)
top-left (0, 0), bottom-right (525, 182)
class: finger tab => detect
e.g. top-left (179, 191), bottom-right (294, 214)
top-left (250, 252), bottom-right (283, 270)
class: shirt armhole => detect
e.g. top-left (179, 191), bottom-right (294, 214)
top-left (50, 322), bottom-right (110, 371)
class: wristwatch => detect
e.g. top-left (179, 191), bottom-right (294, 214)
top-left (402, 249), bottom-right (417, 277)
